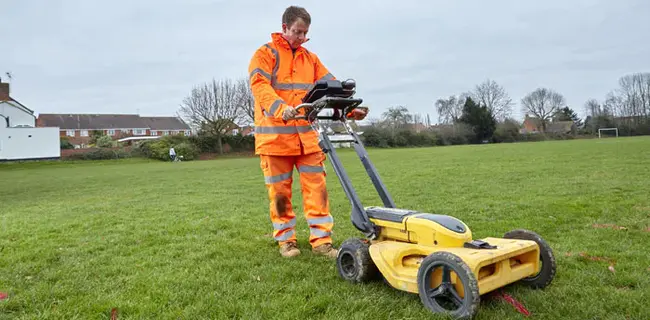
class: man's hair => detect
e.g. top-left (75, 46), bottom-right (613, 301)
top-left (282, 6), bottom-right (311, 26)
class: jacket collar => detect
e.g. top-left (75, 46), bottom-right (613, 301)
top-left (271, 32), bottom-right (310, 51)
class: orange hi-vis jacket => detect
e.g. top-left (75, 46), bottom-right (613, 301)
top-left (248, 32), bottom-right (335, 156)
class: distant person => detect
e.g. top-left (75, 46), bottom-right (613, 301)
top-left (169, 147), bottom-right (176, 161)
top-left (247, 6), bottom-right (367, 258)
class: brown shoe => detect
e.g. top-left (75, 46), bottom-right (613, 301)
top-left (279, 242), bottom-right (300, 258)
top-left (312, 243), bottom-right (338, 258)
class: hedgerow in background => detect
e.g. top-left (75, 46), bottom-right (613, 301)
top-left (136, 135), bottom-right (200, 161)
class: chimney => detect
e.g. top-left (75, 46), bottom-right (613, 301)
top-left (0, 79), bottom-right (9, 101)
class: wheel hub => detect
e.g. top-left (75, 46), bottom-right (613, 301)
top-left (339, 251), bottom-right (357, 278)
top-left (425, 266), bottom-right (465, 312)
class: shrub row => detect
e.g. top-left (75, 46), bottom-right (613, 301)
top-left (131, 134), bottom-right (255, 161)
top-left (360, 123), bottom-right (591, 148)
top-left (63, 148), bottom-right (134, 160)
top-left (188, 134), bottom-right (255, 153)
top-left (62, 120), bottom-right (644, 162)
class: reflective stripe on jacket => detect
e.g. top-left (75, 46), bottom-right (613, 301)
top-left (248, 32), bottom-right (335, 156)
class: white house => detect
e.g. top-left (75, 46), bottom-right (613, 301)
top-left (0, 80), bottom-right (60, 161)
top-left (0, 99), bottom-right (36, 128)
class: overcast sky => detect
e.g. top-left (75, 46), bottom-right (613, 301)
top-left (2, 0), bottom-right (649, 123)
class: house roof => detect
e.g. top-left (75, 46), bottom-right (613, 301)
top-left (0, 81), bottom-right (34, 114)
top-left (36, 114), bottom-right (190, 130)
top-left (0, 99), bottom-right (34, 115)
top-left (38, 114), bottom-right (145, 129)
top-left (140, 116), bottom-right (191, 130)
top-left (547, 121), bottom-right (574, 133)
top-left (524, 116), bottom-right (542, 128)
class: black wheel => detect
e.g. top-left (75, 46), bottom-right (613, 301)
top-left (503, 229), bottom-right (556, 289)
top-left (336, 238), bottom-right (379, 283)
top-left (417, 251), bottom-right (480, 319)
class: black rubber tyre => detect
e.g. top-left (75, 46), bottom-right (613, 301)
top-left (503, 229), bottom-right (556, 289)
top-left (336, 238), bottom-right (379, 283)
top-left (417, 251), bottom-right (480, 320)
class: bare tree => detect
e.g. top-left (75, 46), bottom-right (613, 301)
top-left (520, 88), bottom-right (565, 132)
top-left (584, 98), bottom-right (601, 117)
top-left (616, 72), bottom-right (650, 120)
top-left (412, 113), bottom-right (423, 124)
top-left (435, 94), bottom-right (467, 124)
top-left (603, 92), bottom-right (622, 117)
top-left (178, 78), bottom-right (243, 154)
top-left (381, 105), bottom-right (412, 129)
top-left (470, 79), bottom-right (513, 121)
top-left (366, 116), bottom-right (384, 127)
top-left (235, 77), bottom-right (255, 125)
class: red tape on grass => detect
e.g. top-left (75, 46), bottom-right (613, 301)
top-left (0, 292), bottom-right (7, 300)
top-left (490, 290), bottom-right (531, 317)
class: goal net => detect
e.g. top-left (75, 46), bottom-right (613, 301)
top-left (598, 127), bottom-right (619, 138)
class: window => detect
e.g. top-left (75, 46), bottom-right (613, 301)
top-left (133, 129), bottom-right (146, 135)
top-left (80, 130), bottom-right (89, 137)
top-left (151, 130), bottom-right (158, 136)
top-left (122, 129), bottom-right (130, 134)
top-left (66, 130), bottom-right (75, 137)
top-left (184, 130), bottom-right (191, 136)
top-left (163, 130), bottom-right (169, 136)
top-left (107, 129), bottom-right (115, 136)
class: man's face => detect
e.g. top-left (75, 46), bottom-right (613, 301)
top-left (282, 18), bottom-right (309, 48)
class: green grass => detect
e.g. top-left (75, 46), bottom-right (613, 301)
top-left (1, 137), bottom-right (649, 319)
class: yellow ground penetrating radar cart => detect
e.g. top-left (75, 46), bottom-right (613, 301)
top-left (293, 79), bottom-right (557, 319)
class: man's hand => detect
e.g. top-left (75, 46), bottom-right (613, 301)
top-left (282, 106), bottom-right (298, 121)
top-left (348, 107), bottom-right (368, 120)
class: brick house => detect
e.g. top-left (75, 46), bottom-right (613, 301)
top-left (521, 116), bottom-right (542, 133)
top-left (238, 125), bottom-right (255, 136)
top-left (520, 115), bottom-right (575, 134)
top-left (36, 113), bottom-right (192, 148)
top-left (205, 119), bottom-right (254, 136)
top-left (225, 123), bottom-right (254, 136)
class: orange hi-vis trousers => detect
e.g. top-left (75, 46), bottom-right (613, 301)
top-left (260, 151), bottom-right (333, 248)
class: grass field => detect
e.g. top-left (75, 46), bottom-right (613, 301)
top-left (1, 137), bottom-right (649, 319)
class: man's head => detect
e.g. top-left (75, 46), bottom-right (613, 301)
top-left (281, 6), bottom-right (310, 49)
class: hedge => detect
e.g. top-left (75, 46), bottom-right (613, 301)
top-left (60, 122), bottom-right (627, 162)
top-left (63, 148), bottom-right (134, 160)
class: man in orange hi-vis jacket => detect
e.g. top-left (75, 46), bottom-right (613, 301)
top-left (248, 6), bottom-right (367, 258)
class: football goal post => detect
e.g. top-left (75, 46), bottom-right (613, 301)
top-left (598, 127), bottom-right (618, 138)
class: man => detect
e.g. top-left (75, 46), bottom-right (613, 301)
top-left (248, 6), bottom-right (367, 258)
top-left (169, 146), bottom-right (176, 162)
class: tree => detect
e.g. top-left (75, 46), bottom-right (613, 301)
top-left (584, 98), bottom-right (602, 118)
top-left (236, 78), bottom-right (255, 125)
top-left (584, 72), bottom-right (650, 135)
top-left (381, 106), bottom-right (412, 129)
top-left (553, 106), bottom-right (582, 127)
top-left (521, 88), bottom-right (566, 132)
top-left (96, 135), bottom-right (115, 148)
top-left (434, 94), bottom-right (467, 124)
top-left (493, 117), bottom-right (522, 143)
top-left (458, 97), bottom-right (497, 143)
top-left (178, 78), bottom-right (243, 154)
top-left (616, 72), bottom-right (650, 120)
top-left (412, 113), bottom-right (423, 126)
top-left (89, 130), bottom-right (105, 145)
top-left (470, 79), bottom-right (513, 121)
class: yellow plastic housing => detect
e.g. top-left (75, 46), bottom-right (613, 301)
top-left (368, 215), bottom-right (540, 296)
